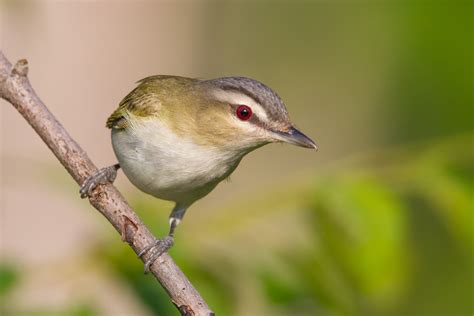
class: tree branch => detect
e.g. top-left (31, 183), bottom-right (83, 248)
top-left (0, 51), bottom-right (214, 316)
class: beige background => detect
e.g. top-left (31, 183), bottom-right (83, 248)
top-left (1, 1), bottom-right (386, 314)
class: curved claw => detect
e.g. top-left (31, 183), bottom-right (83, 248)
top-left (79, 176), bottom-right (99, 198)
top-left (79, 164), bottom-right (119, 198)
top-left (139, 236), bottom-right (174, 273)
top-left (137, 239), bottom-right (159, 258)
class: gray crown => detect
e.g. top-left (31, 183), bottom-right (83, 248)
top-left (204, 77), bottom-right (290, 124)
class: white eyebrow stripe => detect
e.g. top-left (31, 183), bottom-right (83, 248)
top-left (211, 89), bottom-right (269, 123)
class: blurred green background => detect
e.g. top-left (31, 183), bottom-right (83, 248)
top-left (1, 1), bottom-right (472, 316)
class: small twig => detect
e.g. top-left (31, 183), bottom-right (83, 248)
top-left (0, 51), bottom-right (214, 316)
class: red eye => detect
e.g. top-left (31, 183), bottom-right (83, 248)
top-left (236, 105), bottom-right (252, 121)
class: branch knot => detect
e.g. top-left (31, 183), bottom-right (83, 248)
top-left (0, 50), bottom-right (213, 316)
top-left (12, 59), bottom-right (29, 77)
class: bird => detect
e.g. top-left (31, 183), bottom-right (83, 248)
top-left (80, 75), bottom-right (317, 272)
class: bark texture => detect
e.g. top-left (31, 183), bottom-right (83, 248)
top-left (0, 51), bottom-right (214, 316)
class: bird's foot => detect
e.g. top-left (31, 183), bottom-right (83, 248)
top-left (80, 164), bottom-right (120, 198)
top-left (138, 236), bottom-right (174, 273)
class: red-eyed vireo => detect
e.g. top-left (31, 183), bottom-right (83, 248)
top-left (80, 76), bottom-right (317, 271)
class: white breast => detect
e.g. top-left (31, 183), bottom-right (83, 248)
top-left (111, 118), bottom-right (242, 205)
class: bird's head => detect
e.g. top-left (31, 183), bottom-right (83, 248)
top-left (173, 76), bottom-right (317, 154)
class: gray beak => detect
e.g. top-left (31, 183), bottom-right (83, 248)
top-left (275, 127), bottom-right (318, 150)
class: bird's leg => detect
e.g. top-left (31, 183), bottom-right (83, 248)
top-left (138, 204), bottom-right (188, 273)
top-left (139, 220), bottom-right (176, 273)
top-left (79, 163), bottom-right (120, 198)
